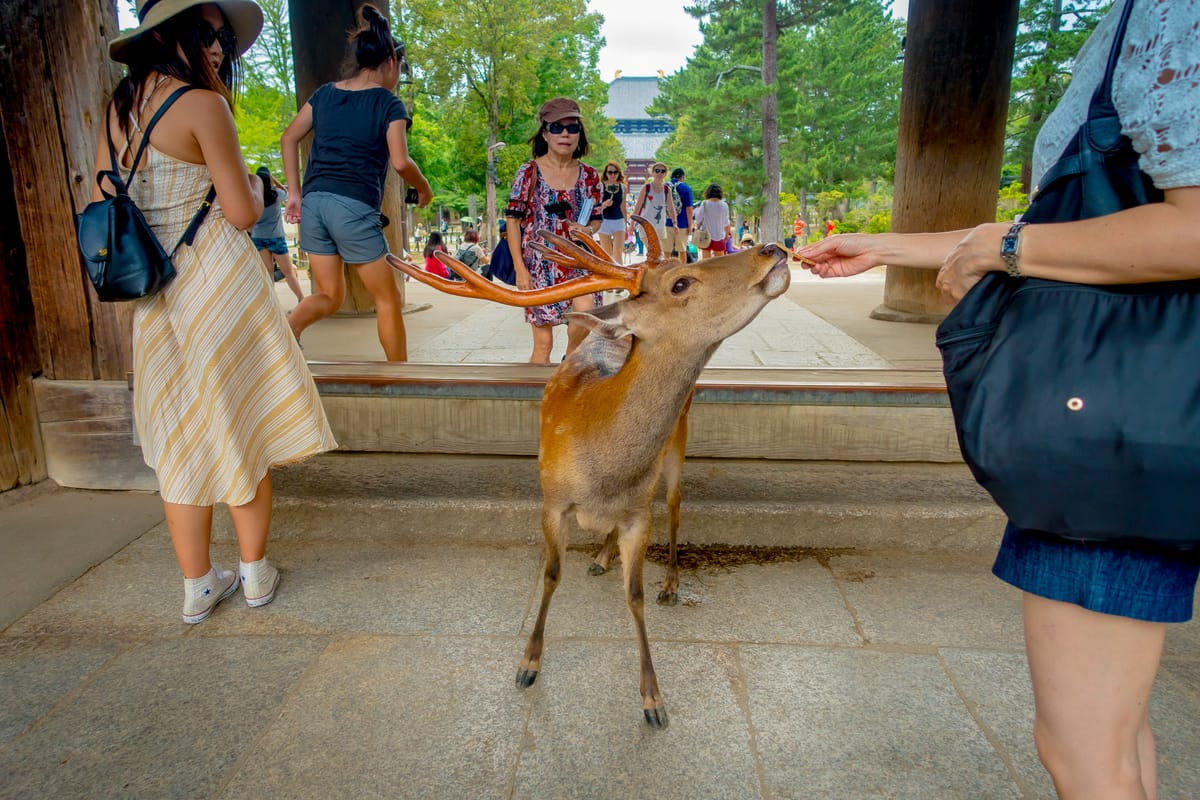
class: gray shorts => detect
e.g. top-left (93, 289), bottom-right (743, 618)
top-left (299, 191), bottom-right (387, 264)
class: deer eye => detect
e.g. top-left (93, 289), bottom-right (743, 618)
top-left (671, 277), bottom-right (694, 295)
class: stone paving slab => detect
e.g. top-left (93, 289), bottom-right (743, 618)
top-left (0, 636), bottom-right (327, 800)
top-left (3, 487), bottom-right (1200, 798)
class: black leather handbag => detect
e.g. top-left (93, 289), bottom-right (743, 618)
top-left (77, 86), bottom-right (215, 302)
top-left (935, 0), bottom-right (1200, 547)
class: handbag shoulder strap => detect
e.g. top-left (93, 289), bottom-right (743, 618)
top-left (99, 85), bottom-right (216, 256)
top-left (1037, 0), bottom-right (1138, 189)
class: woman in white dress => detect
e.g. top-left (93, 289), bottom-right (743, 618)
top-left (100, 0), bottom-right (337, 624)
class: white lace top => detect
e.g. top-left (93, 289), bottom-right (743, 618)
top-left (1032, 0), bottom-right (1200, 193)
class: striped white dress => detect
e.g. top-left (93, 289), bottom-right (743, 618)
top-left (130, 147), bottom-right (336, 505)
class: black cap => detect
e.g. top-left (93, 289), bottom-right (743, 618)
top-left (670, 168), bottom-right (684, 180)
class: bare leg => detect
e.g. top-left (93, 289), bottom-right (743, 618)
top-left (164, 502), bottom-right (215, 579)
top-left (518, 503), bottom-right (570, 687)
top-left (273, 251), bottom-right (305, 302)
top-left (617, 513), bottom-right (667, 728)
top-left (530, 322), bottom-right (554, 365)
top-left (597, 231), bottom-right (616, 263)
top-left (354, 255), bottom-right (407, 361)
top-left (565, 294), bottom-right (597, 357)
top-left (227, 473), bottom-right (273, 564)
top-left (288, 252), bottom-right (345, 340)
top-left (1024, 593), bottom-right (1165, 799)
top-left (258, 248), bottom-right (273, 273)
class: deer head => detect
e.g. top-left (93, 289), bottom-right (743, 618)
top-left (385, 215), bottom-right (791, 352)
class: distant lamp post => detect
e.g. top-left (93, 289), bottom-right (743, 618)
top-left (486, 141), bottom-right (507, 251)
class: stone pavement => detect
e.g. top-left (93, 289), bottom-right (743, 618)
top-left (2, 269), bottom-right (1199, 798)
top-left (289, 265), bottom-right (942, 369)
top-left (2, 455), bottom-right (1199, 799)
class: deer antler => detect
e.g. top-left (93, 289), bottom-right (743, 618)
top-left (384, 216), bottom-right (674, 308)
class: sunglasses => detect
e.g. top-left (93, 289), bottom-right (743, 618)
top-left (604, 168), bottom-right (619, 174)
top-left (546, 122), bottom-right (582, 135)
top-left (653, 168), bottom-right (666, 174)
top-left (197, 22), bottom-right (237, 54)
top-left (544, 199), bottom-right (572, 216)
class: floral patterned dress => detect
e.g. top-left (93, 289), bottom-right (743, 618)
top-left (505, 161), bottom-right (604, 326)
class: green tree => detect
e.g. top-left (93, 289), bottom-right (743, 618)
top-left (399, 0), bottom-right (615, 242)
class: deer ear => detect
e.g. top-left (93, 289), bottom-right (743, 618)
top-left (565, 303), bottom-right (633, 340)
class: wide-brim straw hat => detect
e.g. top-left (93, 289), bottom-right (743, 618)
top-left (109, 0), bottom-right (264, 64)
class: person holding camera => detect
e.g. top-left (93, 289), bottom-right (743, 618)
top-left (280, 3), bottom-right (432, 361)
top-left (504, 97), bottom-right (603, 364)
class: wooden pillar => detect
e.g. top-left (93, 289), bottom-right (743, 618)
top-left (0, 0), bottom-right (127, 376)
top-left (288, 0), bottom-right (406, 315)
top-left (0, 119), bottom-right (47, 490)
top-left (873, 0), bottom-right (1019, 323)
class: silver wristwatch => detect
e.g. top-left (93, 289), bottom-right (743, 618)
top-left (1000, 221), bottom-right (1027, 277)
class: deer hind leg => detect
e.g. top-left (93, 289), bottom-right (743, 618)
top-left (517, 503), bottom-right (570, 689)
top-left (618, 514), bottom-right (668, 729)
top-left (657, 405), bottom-right (688, 605)
top-left (588, 528), bottom-right (619, 576)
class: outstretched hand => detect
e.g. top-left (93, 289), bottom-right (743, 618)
top-left (795, 234), bottom-right (886, 278)
top-left (283, 195), bottom-right (301, 224)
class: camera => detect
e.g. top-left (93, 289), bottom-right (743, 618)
top-left (405, 187), bottom-right (419, 205)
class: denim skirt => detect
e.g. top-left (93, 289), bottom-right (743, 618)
top-left (992, 523), bottom-right (1200, 623)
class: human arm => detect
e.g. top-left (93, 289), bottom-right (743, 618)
top-left (936, 187), bottom-right (1200, 299)
top-left (796, 230), bottom-right (971, 278)
top-left (507, 221), bottom-right (530, 290)
top-left (385, 120), bottom-right (433, 208)
top-left (280, 101), bottom-right (312, 224)
top-left (632, 185), bottom-right (646, 216)
top-left (189, 91), bottom-right (262, 229)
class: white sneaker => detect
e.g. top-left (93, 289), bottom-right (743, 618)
top-left (239, 558), bottom-right (280, 608)
top-left (181, 566), bottom-right (239, 624)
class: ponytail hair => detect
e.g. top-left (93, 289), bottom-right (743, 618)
top-left (352, 4), bottom-right (403, 71)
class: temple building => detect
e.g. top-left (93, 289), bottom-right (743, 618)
top-left (604, 75), bottom-right (673, 197)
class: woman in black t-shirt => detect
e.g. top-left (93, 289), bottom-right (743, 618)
top-left (597, 161), bottom-right (628, 265)
top-left (281, 4), bottom-right (432, 361)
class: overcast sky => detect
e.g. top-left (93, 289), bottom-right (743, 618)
top-left (590, 0), bottom-right (907, 80)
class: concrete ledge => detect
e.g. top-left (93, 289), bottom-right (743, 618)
top-left (311, 363), bottom-right (960, 462)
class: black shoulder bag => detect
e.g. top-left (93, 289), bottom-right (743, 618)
top-left (935, 0), bottom-right (1200, 548)
top-left (76, 86), bottom-right (217, 302)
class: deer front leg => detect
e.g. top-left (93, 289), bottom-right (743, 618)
top-left (657, 405), bottom-right (688, 605)
top-left (518, 503), bottom-right (570, 688)
top-left (618, 515), bottom-right (668, 729)
top-left (588, 528), bottom-right (618, 576)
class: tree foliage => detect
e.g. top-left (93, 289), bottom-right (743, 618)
top-left (397, 0), bottom-right (618, 221)
top-left (655, 0), bottom-right (901, 233)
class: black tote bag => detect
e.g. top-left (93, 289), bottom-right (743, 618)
top-left (935, 0), bottom-right (1200, 547)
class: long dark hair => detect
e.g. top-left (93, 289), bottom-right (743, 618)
top-left (528, 122), bottom-right (590, 159)
top-left (423, 231), bottom-right (445, 259)
top-left (351, 4), bottom-right (405, 73)
top-left (111, 6), bottom-right (241, 139)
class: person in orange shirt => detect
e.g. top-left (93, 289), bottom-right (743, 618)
top-left (791, 215), bottom-right (806, 254)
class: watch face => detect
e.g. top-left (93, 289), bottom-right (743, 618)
top-left (1001, 236), bottom-right (1018, 256)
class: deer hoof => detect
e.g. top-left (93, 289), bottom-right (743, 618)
top-left (516, 668), bottom-right (539, 688)
top-left (643, 706), bottom-right (669, 729)
top-left (656, 589), bottom-right (680, 605)
top-left (587, 562), bottom-right (608, 576)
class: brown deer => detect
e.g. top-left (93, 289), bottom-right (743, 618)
top-left (386, 217), bottom-right (791, 728)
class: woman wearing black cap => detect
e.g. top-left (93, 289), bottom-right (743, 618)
top-left (504, 97), bottom-right (604, 364)
top-left (97, 0), bottom-right (336, 624)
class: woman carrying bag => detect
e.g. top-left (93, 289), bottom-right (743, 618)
top-left (97, 0), bottom-right (336, 624)
top-left (798, 3), bottom-right (1200, 795)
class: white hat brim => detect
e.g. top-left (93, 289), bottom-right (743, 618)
top-left (109, 0), bottom-right (264, 64)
